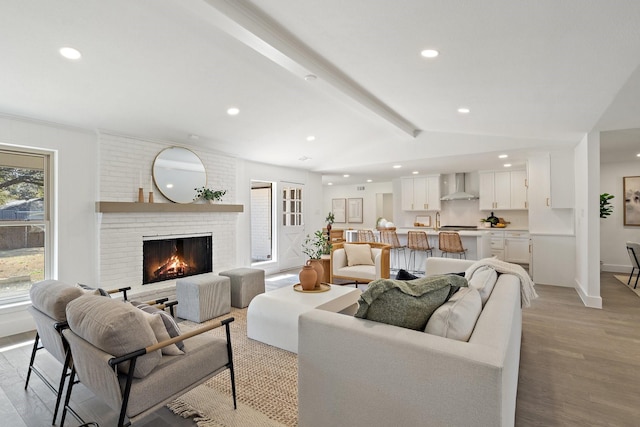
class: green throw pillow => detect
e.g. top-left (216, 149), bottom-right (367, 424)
top-left (355, 275), bottom-right (468, 331)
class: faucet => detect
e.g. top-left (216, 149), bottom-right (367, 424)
top-left (435, 212), bottom-right (440, 230)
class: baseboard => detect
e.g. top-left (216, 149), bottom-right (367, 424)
top-left (575, 280), bottom-right (602, 309)
top-left (602, 263), bottom-right (632, 273)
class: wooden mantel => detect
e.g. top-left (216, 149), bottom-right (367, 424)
top-left (96, 201), bottom-right (244, 213)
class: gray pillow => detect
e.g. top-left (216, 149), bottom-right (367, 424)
top-left (66, 295), bottom-right (161, 378)
top-left (30, 280), bottom-right (85, 321)
top-left (355, 274), bottom-right (468, 331)
top-left (130, 301), bottom-right (184, 351)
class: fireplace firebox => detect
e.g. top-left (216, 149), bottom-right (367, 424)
top-left (143, 234), bottom-right (212, 284)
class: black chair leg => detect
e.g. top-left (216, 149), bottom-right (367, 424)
top-left (24, 333), bottom-right (40, 389)
top-left (224, 320), bottom-right (237, 410)
top-left (628, 267), bottom-right (635, 286)
top-left (52, 350), bottom-right (72, 424)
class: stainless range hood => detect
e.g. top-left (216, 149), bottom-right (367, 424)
top-left (440, 173), bottom-right (478, 201)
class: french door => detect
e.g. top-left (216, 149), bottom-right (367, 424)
top-left (278, 182), bottom-right (305, 271)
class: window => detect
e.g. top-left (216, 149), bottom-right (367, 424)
top-left (282, 186), bottom-right (302, 226)
top-left (0, 150), bottom-right (49, 304)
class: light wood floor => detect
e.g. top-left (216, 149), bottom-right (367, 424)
top-left (1, 272), bottom-right (639, 426)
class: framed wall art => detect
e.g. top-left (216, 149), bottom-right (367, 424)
top-left (624, 176), bottom-right (640, 226)
top-left (331, 198), bottom-right (346, 223)
top-left (347, 198), bottom-right (363, 223)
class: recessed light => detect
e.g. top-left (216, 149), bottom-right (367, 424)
top-left (637, 153), bottom-right (640, 157)
top-left (304, 74), bottom-right (317, 81)
top-left (366, 179), bottom-right (373, 183)
top-left (166, 184), bottom-right (174, 189)
top-left (504, 163), bottom-right (512, 168)
top-left (306, 135), bottom-right (315, 142)
top-left (393, 165), bottom-right (402, 169)
top-left (227, 107), bottom-right (240, 116)
top-left (343, 174), bottom-right (350, 178)
top-left (498, 154), bottom-right (508, 159)
top-left (59, 47), bottom-right (81, 60)
top-left (457, 107), bottom-right (470, 114)
top-left (412, 171), bottom-right (419, 175)
top-left (420, 49), bottom-right (439, 58)
top-left (328, 183), bottom-right (333, 186)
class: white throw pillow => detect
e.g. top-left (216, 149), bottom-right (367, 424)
top-left (344, 243), bottom-right (374, 266)
top-left (467, 266), bottom-right (497, 306)
top-left (424, 287), bottom-right (482, 342)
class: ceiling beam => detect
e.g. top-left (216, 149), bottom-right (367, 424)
top-left (200, 0), bottom-right (420, 137)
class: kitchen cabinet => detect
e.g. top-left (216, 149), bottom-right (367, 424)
top-left (401, 175), bottom-right (441, 211)
top-left (490, 230), bottom-right (505, 260)
top-left (489, 230), bottom-right (529, 264)
top-left (504, 230), bottom-right (530, 264)
top-left (479, 170), bottom-right (527, 210)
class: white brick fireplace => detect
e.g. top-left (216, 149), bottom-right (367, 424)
top-left (98, 133), bottom-right (240, 300)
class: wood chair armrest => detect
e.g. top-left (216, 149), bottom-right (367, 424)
top-left (108, 317), bottom-right (235, 367)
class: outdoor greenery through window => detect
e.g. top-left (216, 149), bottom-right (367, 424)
top-left (0, 150), bottom-right (47, 303)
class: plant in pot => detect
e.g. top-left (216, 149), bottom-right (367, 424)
top-left (194, 187), bottom-right (226, 203)
top-left (600, 193), bottom-right (614, 218)
top-left (301, 230), bottom-right (328, 289)
top-left (325, 212), bottom-right (335, 244)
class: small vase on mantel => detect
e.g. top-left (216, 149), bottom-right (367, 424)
top-left (308, 259), bottom-right (324, 288)
top-left (299, 261), bottom-right (317, 291)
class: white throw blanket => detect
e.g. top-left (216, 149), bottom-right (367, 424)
top-left (465, 258), bottom-right (538, 307)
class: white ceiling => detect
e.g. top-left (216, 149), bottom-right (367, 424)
top-left (1, 0), bottom-right (640, 184)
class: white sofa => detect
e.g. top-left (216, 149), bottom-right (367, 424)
top-left (298, 257), bottom-right (522, 427)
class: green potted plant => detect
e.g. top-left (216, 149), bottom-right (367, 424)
top-left (600, 193), bottom-right (614, 218)
top-left (194, 187), bottom-right (226, 203)
top-left (302, 230), bottom-right (329, 287)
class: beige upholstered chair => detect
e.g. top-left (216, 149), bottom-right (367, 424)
top-left (356, 229), bottom-right (377, 243)
top-left (627, 242), bottom-right (640, 288)
top-left (25, 280), bottom-right (137, 425)
top-left (380, 229), bottom-right (407, 270)
top-left (439, 232), bottom-right (467, 259)
top-left (60, 295), bottom-right (235, 427)
top-left (330, 242), bottom-right (390, 287)
top-left (407, 231), bottom-right (433, 272)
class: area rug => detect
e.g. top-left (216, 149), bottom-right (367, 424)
top-left (167, 307), bottom-right (298, 427)
top-left (614, 274), bottom-right (640, 298)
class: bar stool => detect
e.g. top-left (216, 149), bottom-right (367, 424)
top-left (439, 232), bottom-right (467, 259)
top-left (407, 231), bottom-right (433, 273)
top-left (379, 229), bottom-right (407, 270)
top-left (357, 229), bottom-right (377, 243)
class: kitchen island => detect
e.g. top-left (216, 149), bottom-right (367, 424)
top-left (345, 228), bottom-right (492, 272)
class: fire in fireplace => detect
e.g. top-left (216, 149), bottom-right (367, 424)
top-left (143, 234), bottom-right (212, 284)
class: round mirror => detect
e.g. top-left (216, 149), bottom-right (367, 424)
top-left (152, 147), bottom-right (207, 203)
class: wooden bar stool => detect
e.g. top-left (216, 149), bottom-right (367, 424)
top-left (407, 231), bottom-right (433, 273)
top-left (380, 229), bottom-right (407, 270)
top-left (439, 232), bottom-right (467, 259)
top-left (357, 229), bottom-right (377, 243)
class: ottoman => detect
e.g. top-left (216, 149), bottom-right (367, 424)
top-left (219, 268), bottom-right (265, 308)
top-left (176, 273), bottom-right (230, 322)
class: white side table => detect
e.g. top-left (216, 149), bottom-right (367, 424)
top-left (247, 285), bottom-right (361, 353)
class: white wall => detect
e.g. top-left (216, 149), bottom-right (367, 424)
top-left (600, 160), bottom-right (640, 272)
top-left (574, 133), bottom-right (602, 308)
top-left (323, 181), bottom-right (394, 229)
top-left (0, 115), bottom-right (97, 336)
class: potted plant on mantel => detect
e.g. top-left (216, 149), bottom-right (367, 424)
top-left (302, 230), bottom-right (329, 288)
top-left (194, 187), bottom-right (226, 204)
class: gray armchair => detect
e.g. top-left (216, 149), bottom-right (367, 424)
top-left (60, 295), bottom-right (236, 427)
top-left (25, 280), bottom-right (169, 425)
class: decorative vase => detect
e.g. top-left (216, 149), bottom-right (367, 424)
top-left (299, 261), bottom-right (317, 291)
top-left (309, 259), bottom-right (324, 287)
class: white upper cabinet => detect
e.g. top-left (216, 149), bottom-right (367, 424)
top-left (510, 170), bottom-right (528, 210)
top-left (401, 175), bottom-right (441, 211)
top-left (479, 170), bottom-right (527, 210)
